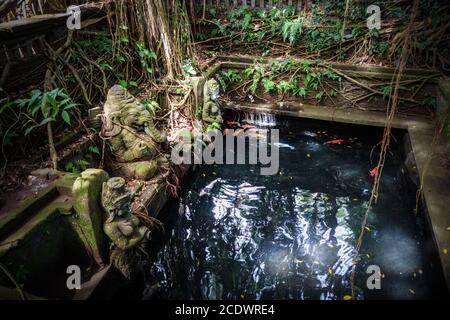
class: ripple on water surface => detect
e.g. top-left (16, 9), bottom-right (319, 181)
top-left (152, 116), bottom-right (447, 300)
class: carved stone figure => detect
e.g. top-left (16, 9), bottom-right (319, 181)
top-left (202, 79), bottom-right (223, 124)
top-left (102, 177), bottom-right (149, 279)
top-left (102, 85), bottom-right (168, 180)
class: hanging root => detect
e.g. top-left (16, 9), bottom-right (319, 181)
top-left (349, 0), bottom-right (420, 299)
top-left (134, 211), bottom-right (165, 235)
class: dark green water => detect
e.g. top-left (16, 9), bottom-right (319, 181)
top-left (151, 113), bottom-right (447, 300)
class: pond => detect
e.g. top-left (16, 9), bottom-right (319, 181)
top-left (149, 111), bottom-right (447, 300)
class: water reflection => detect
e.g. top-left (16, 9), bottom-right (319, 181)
top-left (152, 116), bottom-right (447, 300)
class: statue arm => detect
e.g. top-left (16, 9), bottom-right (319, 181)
top-left (105, 222), bottom-right (140, 251)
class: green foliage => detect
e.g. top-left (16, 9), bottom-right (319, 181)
top-left (207, 122), bottom-right (221, 132)
top-left (118, 80), bottom-right (139, 89)
top-left (215, 69), bottom-right (241, 90)
top-left (143, 99), bottom-right (160, 115)
top-left (14, 89), bottom-right (76, 135)
top-left (136, 41), bottom-right (157, 74)
top-left (281, 16), bottom-right (304, 45)
top-left (64, 145), bottom-right (99, 174)
top-left (77, 31), bottom-right (112, 53)
top-left (234, 59), bottom-right (341, 101)
top-left (205, 6), bottom-right (350, 55)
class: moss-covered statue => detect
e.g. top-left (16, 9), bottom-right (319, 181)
top-left (102, 85), bottom-right (168, 180)
top-left (202, 79), bottom-right (223, 124)
top-left (102, 177), bottom-right (149, 279)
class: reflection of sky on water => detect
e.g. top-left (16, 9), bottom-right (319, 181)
top-left (152, 115), bottom-right (447, 300)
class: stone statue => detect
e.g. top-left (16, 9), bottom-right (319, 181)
top-left (102, 85), bottom-right (168, 180)
top-left (102, 177), bottom-right (149, 278)
top-left (202, 79), bottom-right (223, 124)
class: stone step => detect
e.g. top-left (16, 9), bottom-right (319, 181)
top-left (0, 195), bottom-right (73, 258)
top-left (0, 171), bottom-right (77, 242)
top-left (0, 186), bottom-right (58, 242)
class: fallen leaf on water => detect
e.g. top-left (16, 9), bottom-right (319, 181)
top-left (325, 139), bottom-right (345, 145)
top-left (328, 268), bottom-right (333, 276)
top-left (343, 295), bottom-right (352, 300)
top-left (307, 153), bottom-right (311, 158)
top-left (364, 226), bottom-right (371, 232)
top-left (409, 289), bottom-right (416, 295)
top-left (443, 248), bottom-right (448, 255)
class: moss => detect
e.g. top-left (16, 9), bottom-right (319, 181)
top-left (72, 169), bottom-right (110, 264)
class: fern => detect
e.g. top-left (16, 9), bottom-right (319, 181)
top-left (261, 78), bottom-right (276, 93)
top-left (281, 16), bottom-right (304, 45)
top-left (277, 80), bottom-right (296, 94)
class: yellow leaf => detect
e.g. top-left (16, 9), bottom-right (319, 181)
top-left (364, 226), bottom-right (371, 232)
top-left (447, 226), bottom-right (450, 231)
top-left (443, 248), bottom-right (448, 255)
top-left (343, 295), bottom-right (352, 300)
top-left (307, 153), bottom-right (311, 158)
top-left (409, 289), bottom-right (415, 295)
top-left (328, 267), bottom-right (333, 275)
